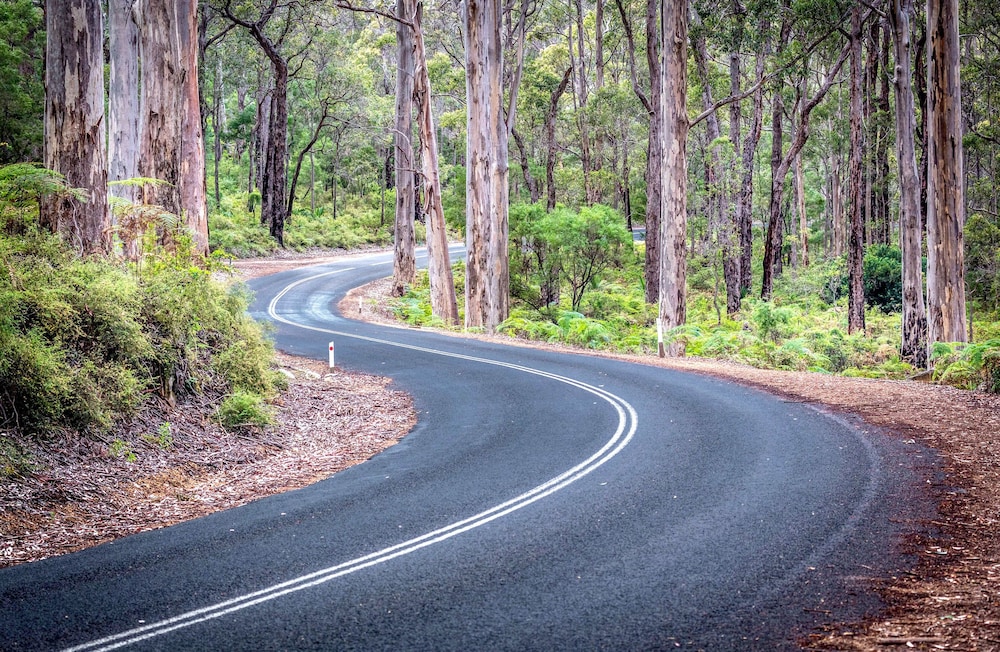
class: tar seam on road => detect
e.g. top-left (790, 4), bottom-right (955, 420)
top-left (63, 264), bottom-right (639, 652)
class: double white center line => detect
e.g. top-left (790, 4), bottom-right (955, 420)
top-left (66, 265), bottom-right (637, 651)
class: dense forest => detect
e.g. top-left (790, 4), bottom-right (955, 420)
top-left (2, 0), bottom-right (1000, 446)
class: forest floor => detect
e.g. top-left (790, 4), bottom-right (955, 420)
top-left (2, 251), bottom-right (999, 651)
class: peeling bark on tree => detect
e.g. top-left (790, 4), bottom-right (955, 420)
top-left (847, 6), bottom-right (866, 335)
top-left (42, 0), bottom-right (109, 256)
top-left (137, 0), bottom-right (209, 255)
top-left (463, 0), bottom-right (510, 332)
top-left (392, 0), bottom-right (417, 298)
top-left (889, 0), bottom-right (928, 368)
top-left (658, 0), bottom-right (688, 358)
top-left (108, 0), bottom-right (140, 257)
top-left (413, 1), bottom-right (458, 325)
top-left (926, 0), bottom-right (968, 348)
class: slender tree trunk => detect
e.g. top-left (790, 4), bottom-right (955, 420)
top-left (392, 0), bottom-right (417, 297)
top-left (738, 45), bottom-right (766, 298)
top-left (658, 0), bottom-right (688, 357)
top-left (42, 0), bottom-right (109, 256)
top-left (512, 127), bottom-right (540, 203)
top-left (645, 0), bottom-right (662, 303)
top-left (762, 43), bottom-right (849, 299)
top-left (847, 6), bottom-right (866, 334)
top-left (413, 1), bottom-right (458, 324)
top-left (463, 0), bottom-right (509, 331)
top-left (108, 0), bottom-right (140, 258)
top-left (545, 67), bottom-right (572, 211)
top-left (213, 56), bottom-right (224, 211)
top-left (889, 0), bottom-right (928, 367)
top-left (926, 0), bottom-right (968, 347)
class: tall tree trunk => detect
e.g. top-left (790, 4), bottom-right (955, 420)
top-left (737, 44), bottom-right (767, 298)
top-left (392, 0), bottom-right (417, 297)
top-left (463, 0), bottom-right (510, 332)
top-left (137, 0), bottom-right (208, 255)
top-left (889, 0), bottom-right (928, 368)
top-left (42, 0), bottom-right (109, 256)
top-left (658, 0), bottom-right (688, 358)
top-left (545, 67), bottom-right (572, 211)
top-left (413, 1), bottom-right (458, 324)
top-left (108, 0), bottom-right (140, 258)
top-left (926, 0), bottom-right (968, 347)
top-left (761, 11), bottom-right (792, 299)
top-left (847, 6), bottom-right (866, 334)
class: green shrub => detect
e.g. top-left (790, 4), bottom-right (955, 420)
top-left (216, 391), bottom-right (275, 430)
top-left (863, 244), bottom-right (903, 313)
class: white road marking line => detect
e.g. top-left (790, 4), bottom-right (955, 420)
top-left (65, 268), bottom-right (637, 652)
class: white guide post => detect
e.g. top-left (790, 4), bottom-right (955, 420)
top-left (328, 341), bottom-right (335, 371)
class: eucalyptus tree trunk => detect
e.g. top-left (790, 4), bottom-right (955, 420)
top-left (392, 0), bottom-right (417, 297)
top-left (137, 0), bottom-right (209, 255)
top-left (108, 0), bottom-right (140, 257)
top-left (413, 1), bottom-right (458, 324)
top-left (463, 0), bottom-right (509, 332)
top-left (847, 6), bottom-right (866, 334)
top-left (42, 0), bottom-right (109, 256)
top-left (658, 0), bottom-right (688, 358)
top-left (926, 0), bottom-right (968, 347)
top-left (889, 0), bottom-right (928, 367)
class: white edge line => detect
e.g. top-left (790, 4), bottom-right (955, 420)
top-left (64, 267), bottom-right (638, 652)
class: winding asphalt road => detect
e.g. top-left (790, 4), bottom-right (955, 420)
top-left (1, 247), bottom-right (933, 651)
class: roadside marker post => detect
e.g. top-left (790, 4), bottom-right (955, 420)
top-left (328, 342), bottom-right (335, 371)
top-left (656, 318), bottom-right (665, 358)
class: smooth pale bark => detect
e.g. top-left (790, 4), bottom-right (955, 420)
top-left (658, 0), bottom-right (688, 358)
top-left (463, 0), bottom-right (509, 332)
top-left (926, 0), bottom-right (968, 347)
top-left (847, 6), bottom-right (866, 334)
top-left (137, 0), bottom-right (209, 255)
top-left (413, 1), bottom-right (458, 324)
top-left (889, 0), bottom-right (928, 367)
top-left (392, 0), bottom-right (417, 297)
top-left (42, 0), bottom-right (109, 256)
top-left (108, 0), bottom-right (140, 257)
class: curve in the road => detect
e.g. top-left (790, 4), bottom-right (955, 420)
top-left (62, 267), bottom-right (638, 652)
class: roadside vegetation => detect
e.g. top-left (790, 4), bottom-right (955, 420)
top-left (384, 201), bottom-right (1000, 393)
top-left (0, 165), bottom-right (282, 479)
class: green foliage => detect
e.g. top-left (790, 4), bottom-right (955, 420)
top-left (109, 438), bottom-right (137, 463)
top-left (0, 0), bottom-right (44, 164)
top-left (862, 244), bottom-right (903, 313)
top-left (509, 202), bottom-right (631, 312)
top-left (142, 422), bottom-right (174, 450)
top-left (965, 213), bottom-right (1000, 311)
top-left (216, 391), bottom-right (275, 430)
top-left (932, 339), bottom-right (1000, 392)
top-left (0, 165), bottom-right (280, 438)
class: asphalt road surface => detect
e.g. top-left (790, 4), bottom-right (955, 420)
top-left (1, 247), bottom-right (934, 651)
